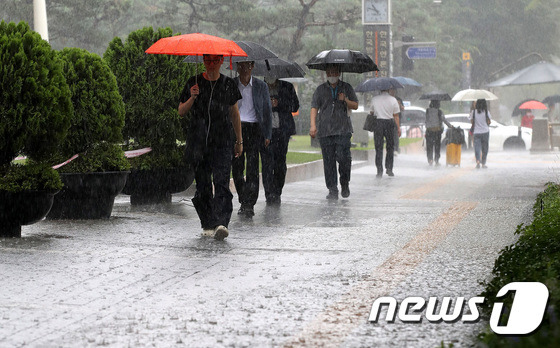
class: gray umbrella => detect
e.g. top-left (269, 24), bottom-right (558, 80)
top-left (355, 77), bottom-right (403, 92)
top-left (542, 95), bottom-right (560, 105)
top-left (487, 61), bottom-right (560, 87)
top-left (182, 41), bottom-right (277, 63)
top-left (419, 92), bottom-right (451, 101)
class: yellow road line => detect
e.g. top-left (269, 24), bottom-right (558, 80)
top-left (283, 201), bottom-right (478, 347)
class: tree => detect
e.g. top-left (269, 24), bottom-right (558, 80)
top-left (0, 20), bottom-right (72, 165)
top-left (55, 47), bottom-right (129, 173)
top-left (104, 26), bottom-right (197, 168)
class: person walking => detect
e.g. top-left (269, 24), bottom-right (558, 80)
top-left (425, 100), bottom-right (453, 166)
top-left (264, 76), bottom-right (300, 205)
top-left (232, 61), bottom-right (273, 217)
top-left (392, 93), bottom-right (405, 155)
top-left (369, 88), bottom-right (401, 177)
top-left (178, 54), bottom-right (243, 241)
top-left (521, 109), bottom-right (535, 128)
top-left (309, 64), bottom-right (358, 200)
top-left (469, 98), bottom-right (492, 169)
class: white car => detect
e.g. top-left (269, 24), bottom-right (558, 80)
top-left (442, 113), bottom-right (532, 151)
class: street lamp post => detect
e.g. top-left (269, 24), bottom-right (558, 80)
top-left (33, 0), bottom-right (49, 42)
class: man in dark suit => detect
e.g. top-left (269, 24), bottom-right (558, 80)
top-left (232, 61), bottom-right (272, 217)
top-left (263, 76), bottom-right (299, 205)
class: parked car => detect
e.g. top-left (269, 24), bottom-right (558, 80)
top-left (442, 113), bottom-right (532, 151)
top-left (400, 106), bottom-right (426, 138)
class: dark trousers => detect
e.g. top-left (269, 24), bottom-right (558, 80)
top-left (319, 134), bottom-right (352, 192)
top-left (425, 129), bottom-right (443, 163)
top-left (264, 128), bottom-right (289, 200)
top-left (474, 132), bottom-right (489, 164)
top-left (192, 143), bottom-right (233, 229)
top-left (374, 119), bottom-right (395, 173)
top-left (394, 122), bottom-right (400, 152)
top-left (232, 122), bottom-right (271, 207)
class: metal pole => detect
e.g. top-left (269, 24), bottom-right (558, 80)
top-left (33, 0), bottom-right (49, 42)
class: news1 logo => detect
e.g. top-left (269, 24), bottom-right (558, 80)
top-left (369, 282), bottom-right (549, 335)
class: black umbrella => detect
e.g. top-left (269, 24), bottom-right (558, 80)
top-left (306, 49), bottom-right (378, 73)
top-left (355, 77), bottom-right (403, 93)
top-left (542, 95), bottom-right (560, 105)
top-left (183, 41), bottom-right (277, 63)
top-left (249, 58), bottom-right (306, 78)
top-left (419, 92), bottom-right (451, 101)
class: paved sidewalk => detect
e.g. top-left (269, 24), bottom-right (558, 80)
top-left (1, 148), bottom-right (557, 347)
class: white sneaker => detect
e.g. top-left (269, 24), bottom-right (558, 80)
top-left (201, 228), bottom-right (215, 237)
top-left (214, 225), bottom-right (229, 241)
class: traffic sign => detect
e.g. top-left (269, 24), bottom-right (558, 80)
top-left (406, 46), bottom-right (437, 59)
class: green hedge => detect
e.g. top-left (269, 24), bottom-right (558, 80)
top-left (478, 182), bottom-right (560, 347)
top-left (104, 27), bottom-right (197, 169)
top-left (0, 21), bottom-right (72, 166)
top-left (53, 47), bottom-right (129, 173)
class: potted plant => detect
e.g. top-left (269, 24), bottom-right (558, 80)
top-left (46, 47), bottom-right (130, 219)
top-left (104, 27), bottom-right (196, 205)
top-left (0, 21), bottom-right (72, 237)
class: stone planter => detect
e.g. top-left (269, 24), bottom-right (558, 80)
top-left (47, 171), bottom-right (129, 219)
top-left (0, 190), bottom-right (58, 238)
top-left (121, 167), bottom-right (194, 205)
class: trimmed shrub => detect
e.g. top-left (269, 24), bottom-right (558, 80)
top-left (0, 162), bottom-right (62, 192)
top-left (53, 47), bottom-right (129, 173)
top-left (104, 27), bottom-right (197, 169)
top-left (478, 183), bottom-right (560, 347)
top-left (0, 21), bottom-right (72, 166)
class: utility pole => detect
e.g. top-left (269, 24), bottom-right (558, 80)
top-left (33, 0), bottom-right (49, 42)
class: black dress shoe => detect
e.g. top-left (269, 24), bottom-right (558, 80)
top-left (341, 184), bottom-right (350, 198)
top-left (238, 205), bottom-right (255, 217)
top-left (326, 190), bottom-right (338, 200)
top-left (386, 170), bottom-right (394, 177)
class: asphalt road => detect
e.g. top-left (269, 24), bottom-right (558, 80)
top-left (1, 149), bottom-right (558, 347)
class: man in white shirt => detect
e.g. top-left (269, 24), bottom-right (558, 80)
top-left (232, 61), bottom-right (272, 217)
top-left (369, 89), bottom-right (401, 177)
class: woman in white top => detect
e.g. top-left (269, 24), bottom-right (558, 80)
top-left (469, 99), bottom-right (492, 169)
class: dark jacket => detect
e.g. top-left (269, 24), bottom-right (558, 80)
top-left (233, 76), bottom-right (273, 140)
top-left (272, 80), bottom-right (299, 136)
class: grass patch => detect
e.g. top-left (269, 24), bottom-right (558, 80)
top-left (286, 152), bottom-right (322, 164)
top-left (288, 134), bottom-right (422, 152)
top-left (477, 182), bottom-right (560, 347)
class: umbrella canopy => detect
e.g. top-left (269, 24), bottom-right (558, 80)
top-left (393, 76), bottom-right (422, 87)
top-left (355, 77), bottom-right (404, 93)
top-left (512, 98), bottom-right (540, 117)
top-left (487, 61), bottom-right (560, 87)
top-left (519, 100), bottom-right (548, 110)
top-left (182, 40), bottom-right (276, 63)
top-left (145, 33), bottom-right (247, 57)
top-left (229, 41), bottom-right (278, 63)
top-left (542, 95), bottom-right (560, 105)
top-left (251, 58), bottom-right (305, 78)
top-left (306, 49), bottom-right (378, 73)
top-left (452, 89), bottom-right (498, 101)
top-left (419, 92), bottom-right (451, 101)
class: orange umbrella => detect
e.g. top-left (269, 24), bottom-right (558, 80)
top-left (146, 32), bottom-right (247, 74)
top-left (518, 100), bottom-right (548, 110)
top-left (145, 32), bottom-right (247, 57)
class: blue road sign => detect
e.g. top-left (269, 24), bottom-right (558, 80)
top-left (406, 46), bottom-right (437, 59)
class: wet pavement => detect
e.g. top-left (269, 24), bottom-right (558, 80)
top-left (1, 148), bottom-right (559, 347)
